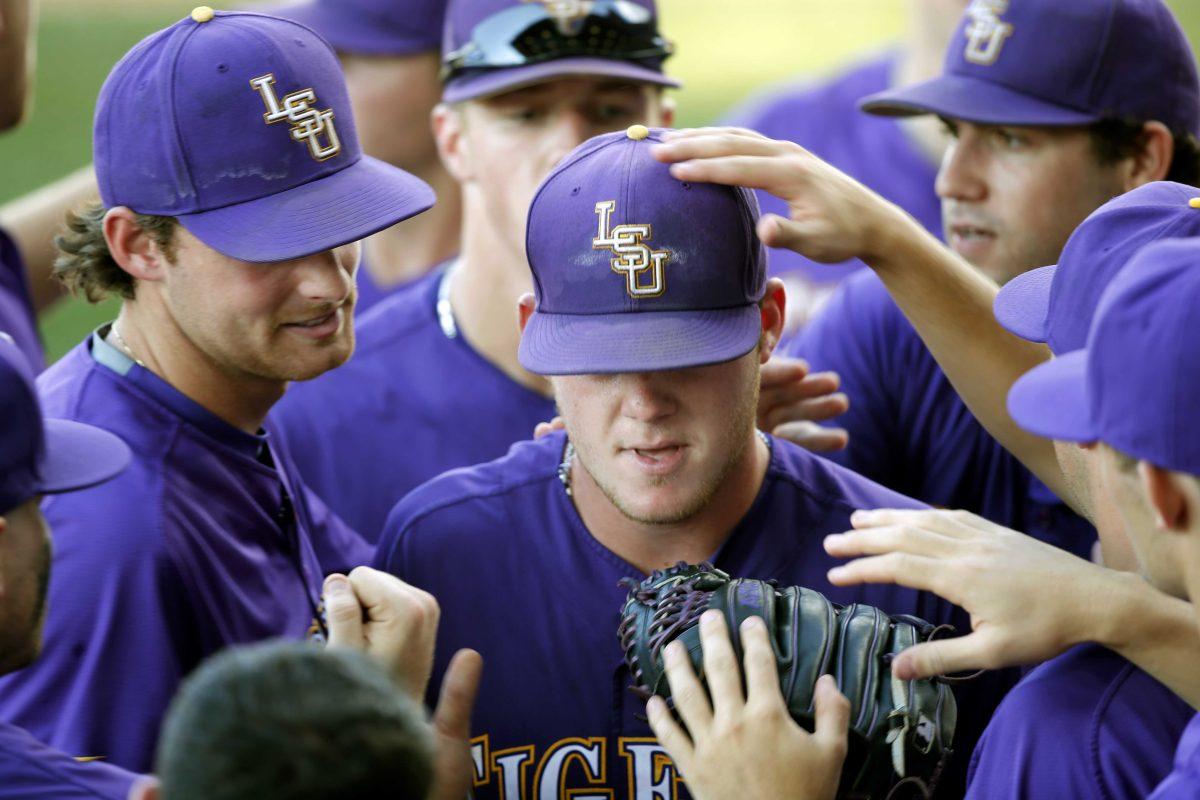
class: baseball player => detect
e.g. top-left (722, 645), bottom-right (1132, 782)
top-left (0, 336), bottom-right (138, 798)
top-left (374, 127), bottom-right (1015, 800)
top-left (271, 0), bottom-right (460, 311)
top-left (0, 8), bottom-right (436, 772)
top-left (268, 0), bottom-right (678, 540)
top-left (774, 0), bottom-right (1200, 563)
top-left (725, 0), bottom-right (966, 330)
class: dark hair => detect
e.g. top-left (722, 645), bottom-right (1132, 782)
top-left (52, 202), bottom-right (178, 302)
top-left (156, 642), bottom-right (434, 800)
top-left (1089, 118), bottom-right (1200, 187)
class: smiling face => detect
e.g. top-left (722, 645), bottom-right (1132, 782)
top-left (160, 227), bottom-right (360, 383)
top-left (552, 349), bottom-right (762, 525)
top-left (936, 119), bottom-right (1127, 284)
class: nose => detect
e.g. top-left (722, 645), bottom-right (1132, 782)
top-left (935, 136), bottom-right (988, 204)
top-left (295, 242), bottom-right (359, 306)
top-left (544, 109), bottom-right (592, 169)
top-left (617, 372), bottom-right (676, 424)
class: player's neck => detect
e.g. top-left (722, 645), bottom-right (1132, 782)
top-left (451, 210), bottom-right (554, 398)
top-left (571, 433), bottom-right (771, 575)
top-left (109, 304), bottom-right (284, 435)
top-left (362, 164), bottom-right (462, 289)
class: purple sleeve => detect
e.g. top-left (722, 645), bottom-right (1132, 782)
top-left (0, 227), bottom-right (45, 373)
top-left (1148, 715), bottom-right (1200, 800)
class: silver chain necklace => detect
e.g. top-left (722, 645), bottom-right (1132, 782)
top-left (108, 323), bottom-right (146, 368)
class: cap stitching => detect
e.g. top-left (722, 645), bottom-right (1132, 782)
top-left (168, 20), bottom-right (209, 211)
top-left (1081, 0), bottom-right (1119, 112)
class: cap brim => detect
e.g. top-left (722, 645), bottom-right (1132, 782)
top-left (178, 156), bottom-right (435, 263)
top-left (994, 265), bottom-right (1056, 343)
top-left (443, 58), bottom-right (681, 104)
top-left (860, 74), bottom-right (1100, 126)
top-left (519, 306), bottom-right (761, 375)
top-left (266, 2), bottom-right (438, 56)
top-left (38, 419), bottom-right (131, 495)
top-left (1007, 351), bottom-right (1097, 443)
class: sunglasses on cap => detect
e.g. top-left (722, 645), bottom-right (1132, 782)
top-left (443, 0), bottom-right (674, 82)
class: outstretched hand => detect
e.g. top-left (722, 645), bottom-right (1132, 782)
top-left (652, 127), bottom-right (910, 265)
top-left (825, 508), bottom-right (1107, 680)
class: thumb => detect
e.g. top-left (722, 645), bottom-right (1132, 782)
top-left (891, 634), bottom-right (990, 681)
top-left (812, 674), bottom-right (851, 746)
top-left (432, 649), bottom-right (484, 739)
top-left (758, 214), bottom-right (814, 254)
top-left (323, 573), bottom-right (364, 651)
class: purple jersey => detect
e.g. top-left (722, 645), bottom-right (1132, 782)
top-left (0, 723), bottom-right (137, 800)
top-left (1149, 714), bottom-right (1200, 799)
top-left (0, 331), bottom-right (371, 773)
top-left (353, 251), bottom-right (398, 316)
top-left (0, 228), bottom-right (44, 373)
top-left (375, 431), bottom-right (1016, 799)
top-left (789, 271), bottom-right (1095, 558)
top-left (271, 267), bottom-right (556, 541)
top-left (965, 644), bottom-right (1192, 799)
top-left (726, 53), bottom-right (940, 323)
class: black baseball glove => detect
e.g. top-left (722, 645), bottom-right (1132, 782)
top-left (619, 562), bottom-right (956, 799)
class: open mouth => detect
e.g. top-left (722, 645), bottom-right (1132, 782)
top-left (283, 308), bottom-right (343, 339)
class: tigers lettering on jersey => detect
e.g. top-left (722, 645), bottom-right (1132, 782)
top-left (593, 200), bottom-right (670, 299)
top-left (963, 0), bottom-right (1013, 66)
top-left (470, 735), bottom-right (685, 800)
top-left (249, 73), bottom-right (342, 161)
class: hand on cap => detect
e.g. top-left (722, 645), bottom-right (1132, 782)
top-left (647, 611), bottom-right (847, 800)
top-left (758, 356), bottom-right (849, 452)
top-left (652, 127), bottom-right (909, 266)
top-left (824, 509), bottom-right (1103, 680)
top-left (324, 566), bottom-right (440, 699)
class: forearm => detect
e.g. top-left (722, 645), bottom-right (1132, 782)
top-left (0, 165), bottom-right (98, 311)
top-left (861, 210), bottom-right (1083, 515)
top-left (1089, 571), bottom-right (1200, 709)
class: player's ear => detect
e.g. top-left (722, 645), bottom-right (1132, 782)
top-left (103, 207), bottom-right (169, 284)
top-left (1119, 121), bottom-right (1173, 191)
top-left (127, 775), bottom-right (162, 800)
top-left (1139, 461), bottom-right (1191, 533)
top-left (757, 278), bottom-right (787, 363)
top-left (517, 293), bottom-right (536, 335)
top-left (433, 102), bottom-right (474, 183)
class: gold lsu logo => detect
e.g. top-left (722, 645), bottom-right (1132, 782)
top-left (963, 0), bottom-right (1013, 66)
top-left (593, 200), bottom-right (670, 299)
top-left (249, 74), bottom-right (342, 162)
top-left (523, 0), bottom-right (594, 36)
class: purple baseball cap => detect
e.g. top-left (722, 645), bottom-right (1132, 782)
top-left (519, 125), bottom-right (767, 375)
top-left (861, 0), bottom-right (1200, 134)
top-left (441, 0), bottom-right (680, 104)
top-left (0, 337), bottom-right (131, 513)
top-left (94, 8), bottom-right (436, 263)
top-left (1008, 238), bottom-right (1200, 472)
top-left (267, 0), bottom-right (445, 56)
top-left (994, 182), bottom-right (1200, 354)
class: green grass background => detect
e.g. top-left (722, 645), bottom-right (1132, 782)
top-left (4, 0), bottom-right (1199, 360)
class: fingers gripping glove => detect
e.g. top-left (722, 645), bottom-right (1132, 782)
top-left (618, 563), bottom-right (957, 800)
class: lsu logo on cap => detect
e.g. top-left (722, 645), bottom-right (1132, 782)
top-left (593, 200), bottom-right (669, 299)
top-left (249, 74), bottom-right (342, 162)
top-left (963, 0), bottom-right (1013, 66)
top-left (523, 0), bottom-right (594, 36)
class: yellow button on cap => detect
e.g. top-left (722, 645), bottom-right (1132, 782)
top-left (1189, 197), bottom-right (1200, 209)
top-left (626, 124), bottom-right (650, 141)
top-left (191, 6), bottom-right (215, 22)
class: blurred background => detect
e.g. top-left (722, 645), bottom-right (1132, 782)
top-left (4, 0), bottom-right (1199, 360)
